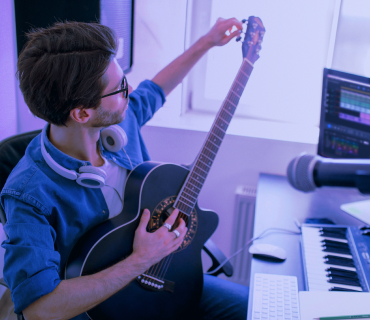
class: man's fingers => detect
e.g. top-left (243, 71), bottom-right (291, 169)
top-left (137, 209), bottom-right (151, 232)
top-left (164, 208), bottom-right (180, 226)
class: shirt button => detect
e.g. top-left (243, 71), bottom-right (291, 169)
top-left (102, 210), bottom-right (106, 214)
top-left (112, 157), bottom-right (116, 161)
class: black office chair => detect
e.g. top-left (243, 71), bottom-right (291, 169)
top-left (0, 129), bottom-right (233, 319)
top-left (0, 129), bottom-right (41, 320)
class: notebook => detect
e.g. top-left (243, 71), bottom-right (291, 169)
top-left (299, 291), bottom-right (370, 320)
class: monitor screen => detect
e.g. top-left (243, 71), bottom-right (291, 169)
top-left (318, 68), bottom-right (370, 159)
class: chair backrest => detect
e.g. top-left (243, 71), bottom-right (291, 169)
top-left (0, 130), bottom-right (41, 226)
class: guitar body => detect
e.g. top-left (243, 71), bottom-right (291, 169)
top-left (65, 161), bottom-right (219, 319)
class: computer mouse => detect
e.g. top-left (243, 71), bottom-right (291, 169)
top-left (249, 243), bottom-right (287, 261)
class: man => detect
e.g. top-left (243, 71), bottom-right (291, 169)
top-left (1, 18), bottom-right (248, 320)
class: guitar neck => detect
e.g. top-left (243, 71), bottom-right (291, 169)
top-left (174, 58), bottom-right (254, 215)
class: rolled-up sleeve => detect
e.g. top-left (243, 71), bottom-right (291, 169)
top-left (1, 195), bottom-right (61, 314)
top-left (128, 80), bottom-right (166, 127)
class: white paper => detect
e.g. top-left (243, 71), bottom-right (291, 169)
top-left (299, 291), bottom-right (370, 320)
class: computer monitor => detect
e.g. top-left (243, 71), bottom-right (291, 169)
top-left (318, 68), bottom-right (370, 158)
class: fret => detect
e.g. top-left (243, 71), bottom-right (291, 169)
top-left (228, 92), bottom-right (240, 106)
top-left (196, 161), bottom-right (210, 174)
top-left (194, 165), bottom-right (208, 177)
top-left (198, 155), bottom-right (213, 168)
top-left (196, 159), bottom-right (211, 173)
top-left (202, 146), bottom-right (216, 159)
top-left (212, 126), bottom-right (226, 139)
top-left (179, 196), bottom-right (195, 207)
top-left (189, 175), bottom-right (205, 187)
top-left (223, 108), bottom-right (233, 117)
top-left (242, 61), bottom-right (254, 74)
top-left (182, 191), bottom-right (197, 202)
top-left (214, 123), bottom-right (226, 134)
top-left (232, 82), bottom-right (244, 97)
top-left (208, 133), bottom-right (222, 147)
top-left (190, 171), bottom-right (206, 184)
top-left (237, 71), bottom-right (249, 87)
top-left (184, 186), bottom-right (198, 199)
top-left (215, 118), bottom-right (228, 131)
top-left (188, 176), bottom-right (202, 189)
top-left (219, 109), bottom-right (233, 123)
top-left (223, 101), bottom-right (236, 115)
top-left (176, 201), bottom-right (192, 215)
top-left (186, 180), bottom-right (201, 192)
top-left (206, 139), bottom-right (220, 150)
top-left (205, 140), bottom-right (219, 153)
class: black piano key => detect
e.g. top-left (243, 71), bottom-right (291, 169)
top-left (328, 276), bottom-right (361, 287)
top-left (326, 267), bottom-right (358, 277)
top-left (322, 246), bottom-right (351, 255)
top-left (324, 255), bottom-right (355, 268)
top-left (327, 269), bottom-right (359, 280)
top-left (320, 227), bottom-right (347, 234)
top-left (321, 240), bottom-right (350, 249)
top-left (330, 287), bottom-right (360, 292)
top-left (320, 231), bottom-right (347, 240)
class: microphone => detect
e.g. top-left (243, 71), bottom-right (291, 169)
top-left (287, 153), bottom-right (370, 194)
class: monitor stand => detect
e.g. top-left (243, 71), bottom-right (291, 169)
top-left (341, 199), bottom-right (370, 225)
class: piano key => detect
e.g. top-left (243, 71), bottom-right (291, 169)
top-left (321, 240), bottom-right (350, 248)
top-left (307, 262), bottom-right (357, 273)
top-left (320, 231), bottom-right (347, 240)
top-left (325, 256), bottom-right (355, 268)
top-left (320, 227), bottom-right (347, 234)
top-left (322, 246), bottom-right (351, 255)
top-left (307, 276), bottom-right (362, 291)
top-left (304, 247), bottom-right (353, 259)
top-left (328, 276), bottom-right (361, 287)
top-left (330, 287), bottom-right (360, 292)
top-left (326, 267), bottom-right (358, 277)
top-left (327, 271), bottom-right (359, 280)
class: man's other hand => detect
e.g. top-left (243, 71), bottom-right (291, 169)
top-left (205, 17), bottom-right (243, 47)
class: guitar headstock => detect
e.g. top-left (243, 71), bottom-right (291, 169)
top-left (237, 16), bottom-right (265, 64)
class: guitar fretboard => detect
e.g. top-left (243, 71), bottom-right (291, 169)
top-left (174, 59), bottom-right (254, 215)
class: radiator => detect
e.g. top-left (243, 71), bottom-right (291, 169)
top-left (230, 185), bottom-right (257, 287)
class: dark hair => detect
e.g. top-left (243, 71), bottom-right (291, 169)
top-left (16, 21), bottom-right (117, 126)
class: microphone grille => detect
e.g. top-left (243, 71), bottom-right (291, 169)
top-left (287, 153), bottom-right (317, 192)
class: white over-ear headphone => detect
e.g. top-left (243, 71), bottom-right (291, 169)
top-left (41, 124), bottom-right (128, 188)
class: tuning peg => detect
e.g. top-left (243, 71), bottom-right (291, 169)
top-left (242, 19), bottom-right (247, 24)
top-left (235, 36), bottom-right (242, 42)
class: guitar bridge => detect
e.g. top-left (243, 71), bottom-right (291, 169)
top-left (136, 273), bottom-right (175, 293)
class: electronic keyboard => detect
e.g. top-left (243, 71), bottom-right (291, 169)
top-left (301, 224), bottom-right (370, 292)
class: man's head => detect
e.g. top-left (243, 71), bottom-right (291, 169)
top-left (17, 21), bottom-right (119, 126)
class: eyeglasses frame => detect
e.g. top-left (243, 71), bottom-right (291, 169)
top-left (101, 76), bottom-right (128, 99)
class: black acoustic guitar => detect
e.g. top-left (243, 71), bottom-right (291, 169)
top-left (65, 16), bottom-right (265, 320)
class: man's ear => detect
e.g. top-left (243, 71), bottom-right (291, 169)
top-left (69, 107), bottom-right (92, 124)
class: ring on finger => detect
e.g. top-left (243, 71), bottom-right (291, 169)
top-left (163, 223), bottom-right (172, 231)
top-left (172, 230), bottom-right (180, 238)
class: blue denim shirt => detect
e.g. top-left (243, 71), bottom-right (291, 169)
top-left (0, 80), bottom-right (165, 318)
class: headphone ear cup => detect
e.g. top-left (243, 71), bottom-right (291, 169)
top-left (77, 166), bottom-right (107, 188)
top-left (101, 125), bottom-right (128, 152)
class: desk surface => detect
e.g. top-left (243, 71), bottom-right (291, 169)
top-left (247, 173), bottom-right (369, 320)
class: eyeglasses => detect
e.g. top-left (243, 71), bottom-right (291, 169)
top-left (101, 76), bottom-right (128, 99)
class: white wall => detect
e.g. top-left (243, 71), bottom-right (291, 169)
top-left (0, 0), bottom-right (17, 141)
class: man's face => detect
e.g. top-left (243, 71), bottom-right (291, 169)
top-left (91, 58), bottom-right (132, 128)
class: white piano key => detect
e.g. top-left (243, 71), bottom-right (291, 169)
top-left (303, 247), bottom-right (352, 259)
top-left (307, 277), bottom-right (362, 291)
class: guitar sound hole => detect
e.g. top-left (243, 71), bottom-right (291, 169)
top-left (147, 196), bottom-right (198, 252)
